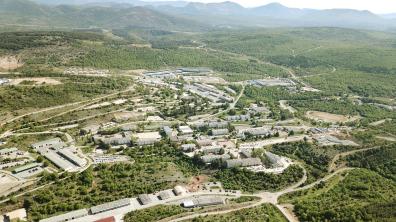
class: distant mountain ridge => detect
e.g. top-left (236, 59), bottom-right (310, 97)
top-left (0, 0), bottom-right (205, 31)
top-left (5, 0), bottom-right (396, 31)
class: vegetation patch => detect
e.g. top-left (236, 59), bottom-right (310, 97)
top-left (291, 169), bottom-right (396, 222)
top-left (184, 203), bottom-right (287, 222)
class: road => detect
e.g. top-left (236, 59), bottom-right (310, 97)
top-left (168, 164), bottom-right (307, 222)
top-left (0, 87), bottom-right (135, 128)
top-left (167, 162), bottom-right (359, 222)
top-left (327, 146), bottom-right (381, 172)
top-left (0, 129), bottom-right (92, 204)
top-left (191, 82), bottom-right (245, 124)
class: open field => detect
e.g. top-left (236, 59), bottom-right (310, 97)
top-left (9, 77), bottom-right (62, 86)
top-left (305, 111), bottom-right (359, 123)
top-left (0, 56), bottom-right (23, 70)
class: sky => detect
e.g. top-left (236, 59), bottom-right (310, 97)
top-left (149, 0), bottom-right (396, 14)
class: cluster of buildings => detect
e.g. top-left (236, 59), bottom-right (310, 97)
top-left (185, 83), bottom-right (233, 103)
top-left (32, 138), bottom-right (87, 172)
top-left (93, 131), bottom-right (162, 147)
top-left (182, 196), bottom-right (225, 208)
top-left (237, 126), bottom-right (276, 139)
top-left (13, 162), bottom-right (44, 179)
top-left (193, 120), bottom-right (229, 130)
top-left (63, 67), bottom-right (110, 76)
top-left (226, 114), bottom-right (250, 122)
top-left (313, 135), bottom-right (359, 146)
top-left (143, 68), bottom-right (212, 79)
top-left (241, 149), bottom-right (292, 174)
top-left (163, 125), bottom-right (195, 142)
top-left (38, 185), bottom-right (192, 222)
top-left (90, 154), bottom-right (131, 164)
top-left (247, 78), bottom-right (296, 87)
top-left (38, 181), bottom-right (236, 222)
top-left (83, 99), bottom-right (128, 110)
top-left (0, 147), bottom-right (39, 178)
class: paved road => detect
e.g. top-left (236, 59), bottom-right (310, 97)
top-left (168, 164), bottom-right (307, 222)
top-left (168, 164), bottom-right (358, 222)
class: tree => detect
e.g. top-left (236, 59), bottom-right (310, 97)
top-left (98, 140), bottom-right (111, 150)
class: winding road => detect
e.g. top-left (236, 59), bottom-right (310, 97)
top-left (167, 145), bottom-right (386, 222)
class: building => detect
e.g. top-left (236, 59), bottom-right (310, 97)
top-left (211, 129), bottom-right (229, 136)
top-left (196, 139), bottom-right (213, 147)
top-left (185, 83), bottom-right (233, 103)
top-left (0, 147), bottom-right (19, 156)
top-left (240, 148), bottom-right (253, 158)
top-left (226, 158), bottom-right (262, 168)
top-left (43, 151), bottom-right (75, 171)
top-left (201, 154), bottom-right (230, 163)
top-left (248, 78), bottom-right (295, 87)
top-left (57, 148), bottom-right (86, 167)
top-left (82, 124), bottom-right (100, 134)
top-left (226, 115), bottom-right (250, 122)
top-left (163, 126), bottom-right (173, 137)
top-left (13, 163), bottom-right (41, 174)
top-left (178, 125), bottom-right (194, 135)
top-left (157, 190), bottom-right (173, 200)
top-left (138, 194), bottom-right (153, 205)
top-left (181, 144), bottom-right (196, 152)
top-left (208, 121), bottom-right (229, 129)
top-left (265, 152), bottom-right (287, 167)
top-left (134, 132), bottom-right (162, 146)
top-left (201, 145), bottom-right (222, 154)
top-left (238, 127), bottom-right (272, 138)
top-left (1, 208), bottom-right (27, 222)
top-left (39, 209), bottom-right (88, 222)
top-left (249, 104), bottom-right (270, 114)
top-left (173, 185), bottom-right (187, 196)
top-left (31, 138), bottom-right (66, 150)
top-left (93, 132), bottom-right (132, 146)
top-left (182, 197), bottom-right (225, 208)
top-left (90, 199), bottom-right (130, 215)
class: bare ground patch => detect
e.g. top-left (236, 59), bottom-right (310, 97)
top-left (9, 77), bottom-right (62, 86)
top-left (306, 111), bottom-right (359, 123)
top-left (0, 56), bottom-right (23, 70)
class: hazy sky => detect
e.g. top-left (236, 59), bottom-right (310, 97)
top-left (152, 0), bottom-right (396, 14)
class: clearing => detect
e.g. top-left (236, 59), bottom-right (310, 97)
top-left (279, 100), bottom-right (296, 113)
top-left (0, 172), bottom-right (23, 197)
top-left (9, 78), bottom-right (62, 86)
top-left (306, 111), bottom-right (359, 123)
top-left (0, 56), bottom-right (23, 70)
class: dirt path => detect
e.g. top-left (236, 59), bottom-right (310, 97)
top-left (328, 147), bottom-right (381, 172)
top-left (279, 100), bottom-right (297, 113)
top-left (0, 87), bottom-right (134, 128)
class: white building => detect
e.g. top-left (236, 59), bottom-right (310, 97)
top-left (178, 125), bottom-right (194, 135)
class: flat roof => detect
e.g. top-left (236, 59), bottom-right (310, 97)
top-left (43, 152), bottom-right (75, 171)
top-left (90, 198), bottom-right (130, 215)
top-left (13, 162), bottom-right (41, 173)
top-left (31, 138), bottom-right (65, 149)
top-left (135, 132), bottom-right (161, 139)
top-left (39, 209), bottom-right (88, 222)
top-left (0, 147), bottom-right (18, 155)
top-left (58, 148), bottom-right (86, 167)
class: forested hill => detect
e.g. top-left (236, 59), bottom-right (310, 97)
top-left (0, 0), bottom-right (206, 31)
